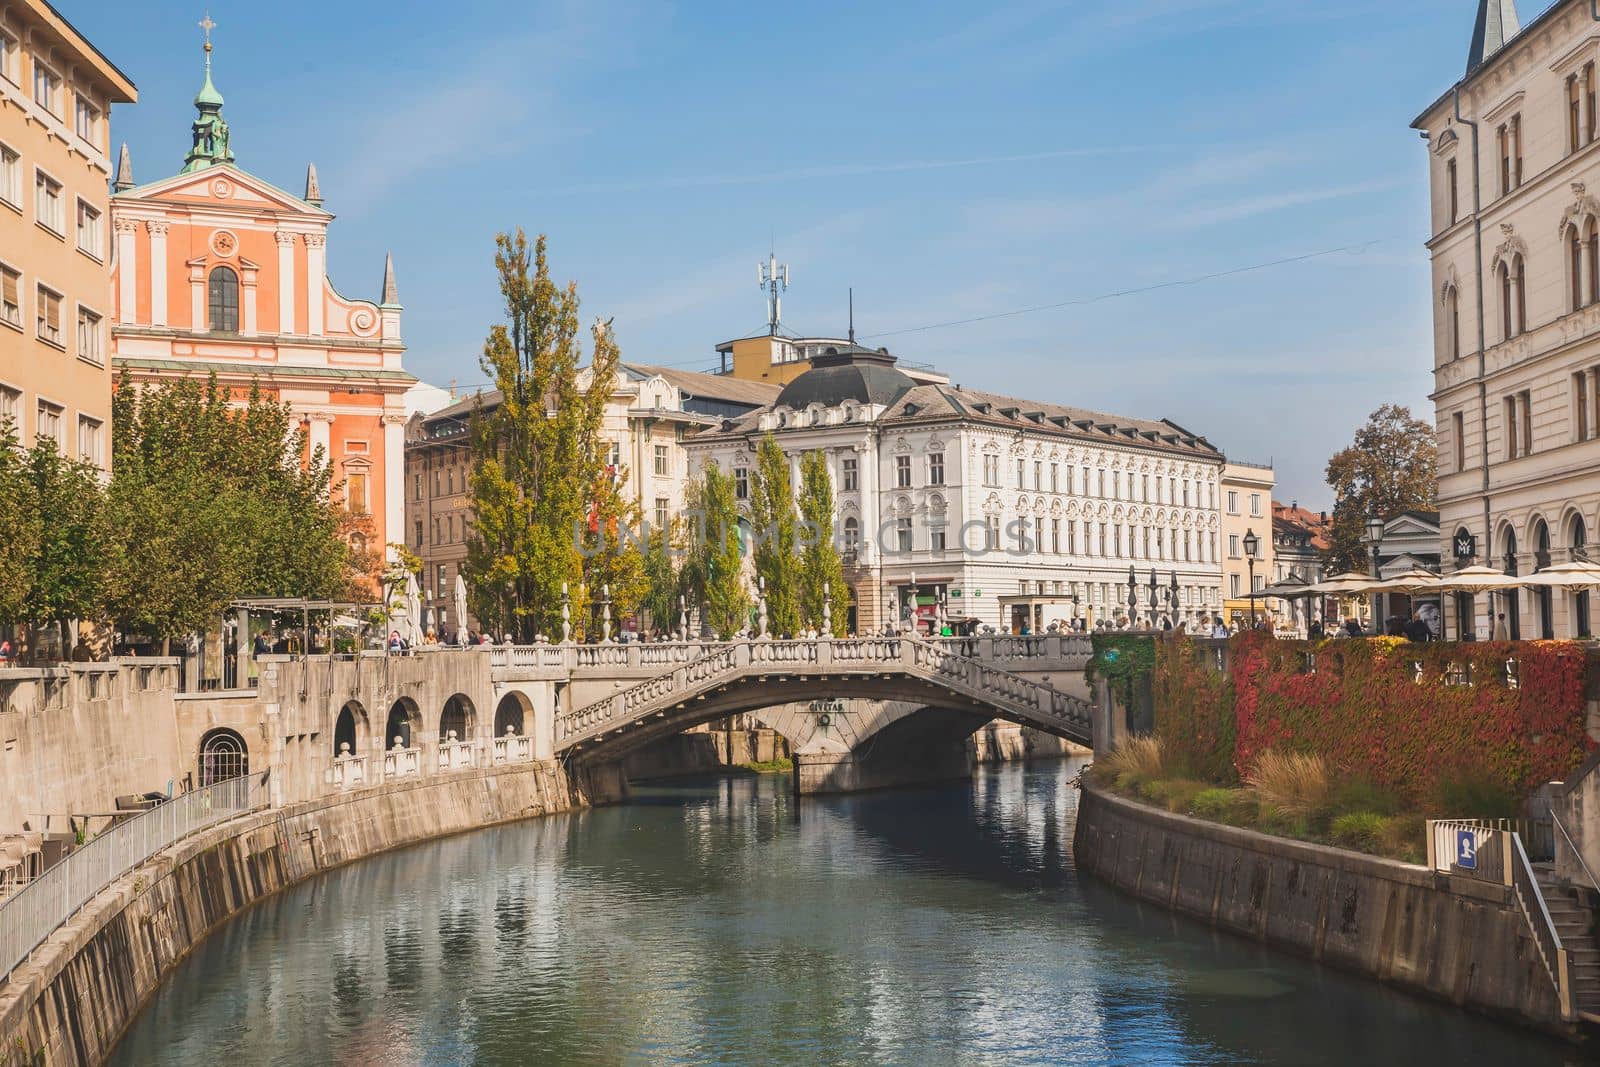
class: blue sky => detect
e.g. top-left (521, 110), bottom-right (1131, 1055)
top-left (75, 0), bottom-right (1514, 508)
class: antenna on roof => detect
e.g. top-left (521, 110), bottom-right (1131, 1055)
top-left (759, 253), bottom-right (788, 337)
top-left (848, 288), bottom-right (855, 344)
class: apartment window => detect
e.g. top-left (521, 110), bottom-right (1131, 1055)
top-left (1035, 517), bottom-right (1045, 554)
top-left (1050, 463), bottom-right (1059, 492)
top-left (446, 468), bottom-right (454, 495)
top-left (1577, 374), bottom-right (1592, 442)
top-left (734, 467), bottom-right (748, 500)
top-left (1506, 392), bottom-right (1533, 460)
top-left (607, 441), bottom-right (621, 468)
top-left (986, 514), bottom-right (1000, 549)
top-left (930, 526), bottom-right (946, 552)
top-left (1498, 115), bottom-right (1523, 194)
top-left (32, 60), bottom-right (60, 116)
top-left (982, 454), bottom-right (999, 486)
top-left (413, 520), bottom-right (422, 547)
top-left (73, 97), bottom-right (100, 145)
top-left (896, 454), bottom-right (911, 488)
top-left (1570, 75), bottom-right (1583, 154)
top-left (0, 29), bottom-right (16, 84)
top-left (36, 401), bottom-right (61, 448)
top-left (1051, 517), bottom-right (1061, 553)
top-left (75, 201), bottom-right (101, 259)
top-left (1033, 461), bottom-right (1042, 491)
top-left (35, 172), bottom-right (62, 233)
top-left (413, 473), bottom-right (422, 500)
top-left (654, 497), bottom-right (668, 531)
top-left (207, 266), bottom-right (239, 332)
top-left (0, 144), bottom-right (18, 209)
top-left (75, 307), bottom-right (101, 364)
top-left (0, 264), bottom-right (18, 329)
top-left (1454, 411), bottom-right (1467, 469)
top-left (1068, 519), bottom-right (1078, 554)
top-left (653, 444), bottom-right (669, 476)
top-left (432, 518), bottom-right (439, 544)
top-left (76, 415), bottom-right (102, 466)
top-left (0, 386), bottom-right (15, 427)
top-left (1249, 493), bottom-right (1261, 517)
top-left (842, 456), bottom-right (858, 492)
top-left (1589, 63), bottom-right (1598, 144)
top-left (35, 284), bottom-right (61, 345)
top-left (895, 517), bottom-right (912, 552)
top-left (1229, 534), bottom-right (1240, 558)
top-left (1446, 158), bottom-right (1458, 226)
top-left (437, 564), bottom-right (447, 593)
top-left (1016, 458), bottom-right (1025, 486)
top-left (1226, 490), bottom-right (1239, 514)
top-left (1230, 574), bottom-right (1241, 598)
top-left (433, 469), bottom-right (441, 495)
top-left (927, 451), bottom-right (944, 486)
top-left (1521, 390), bottom-right (1533, 456)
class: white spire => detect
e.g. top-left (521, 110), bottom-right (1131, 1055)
top-left (1468, 0), bottom-right (1521, 73)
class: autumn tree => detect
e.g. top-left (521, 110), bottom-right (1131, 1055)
top-left (747, 434), bottom-right (799, 636)
top-left (465, 232), bottom-right (628, 640)
top-left (1323, 404), bottom-right (1438, 573)
top-left (0, 421), bottom-right (41, 626)
top-left (797, 450), bottom-right (849, 635)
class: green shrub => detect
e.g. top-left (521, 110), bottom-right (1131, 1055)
top-left (1141, 778), bottom-right (1209, 813)
top-left (1330, 776), bottom-right (1400, 818)
top-left (1191, 787), bottom-right (1255, 824)
top-left (1431, 766), bottom-right (1518, 820)
top-left (1378, 814), bottom-right (1427, 864)
top-left (1329, 812), bottom-right (1386, 851)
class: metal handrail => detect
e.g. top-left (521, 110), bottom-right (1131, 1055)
top-left (1552, 809), bottom-right (1600, 893)
top-left (0, 771), bottom-right (268, 983)
top-left (1509, 831), bottom-right (1568, 1007)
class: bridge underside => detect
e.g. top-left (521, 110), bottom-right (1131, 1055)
top-left (562, 671), bottom-right (1090, 803)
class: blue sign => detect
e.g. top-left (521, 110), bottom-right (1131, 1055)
top-left (1456, 828), bottom-right (1478, 870)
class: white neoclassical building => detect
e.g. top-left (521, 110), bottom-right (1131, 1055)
top-left (1415, 0), bottom-right (1600, 639)
top-left (685, 346), bottom-right (1225, 634)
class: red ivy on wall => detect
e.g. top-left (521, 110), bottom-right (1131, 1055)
top-left (1157, 632), bottom-right (1593, 806)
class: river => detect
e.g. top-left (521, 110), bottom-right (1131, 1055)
top-left (110, 760), bottom-right (1579, 1065)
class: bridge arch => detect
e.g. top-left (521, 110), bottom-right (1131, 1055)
top-left (386, 697), bottom-right (421, 750)
top-left (441, 693), bottom-right (476, 744)
top-left (334, 700), bottom-right (368, 758)
top-left (494, 691), bottom-right (530, 737)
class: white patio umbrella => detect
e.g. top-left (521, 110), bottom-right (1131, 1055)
top-left (454, 573), bottom-right (469, 638)
top-left (1521, 560), bottom-right (1600, 590)
top-left (1367, 569), bottom-right (1443, 593)
top-left (1434, 564), bottom-right (1526, 591)
top-left (405, 572), bottom-right (422, 644)
top-left (1307, 571), bottom-right (1377, 594)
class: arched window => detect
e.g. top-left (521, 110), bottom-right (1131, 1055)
top-left (1587, 220), bottom-right (1599, 305)
top-left (1501, 528), bottom-right (1521, 641)
top-left (1534, 518), bottom-right (1554, 639)
top-left (207, 265), bottom-right (239, 333)
top-left (1570, 225), bottom-right (1584, 311)
top-left (1515, 255), bottom-right (1528, 336)
top-left (334, 702), bottom-right (361, 758)
top-left (1575, 516), bottom-right (1592, 638)
top-left (1499, 262), bottom-right (1513, 342)
top-left (386, 698), bottom-right (418, 750)
top-left (842, 516), bottom-right (860, 551)
top-left (440, 694), bottom-right (474, 743)
top-left (198, 728), bottom-right (248, 786)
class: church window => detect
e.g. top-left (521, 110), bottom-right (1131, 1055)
top-left (207, 265), bottom-right (239, 333)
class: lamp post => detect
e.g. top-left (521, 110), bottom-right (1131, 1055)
top-left (1127, 565), bottom-right (1138, 627)
top-left (1243, 528), bottom-right (1260, 628)
top-left (1366, 512), bottom-right (1385, 631)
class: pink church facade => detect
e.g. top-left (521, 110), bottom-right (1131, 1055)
top-left (108, 45), bottom-right (411, 558)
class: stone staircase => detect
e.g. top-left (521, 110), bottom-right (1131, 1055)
top-left (1534, 863), bottom-right (1600, 1020)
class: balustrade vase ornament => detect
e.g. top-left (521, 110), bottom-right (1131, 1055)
top-left (822, 582), bottom-right (832, 636)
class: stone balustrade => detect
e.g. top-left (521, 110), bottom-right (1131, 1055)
top-left (438, 732), bottom-right (475, 772)
top-left (383, 745), bottom-right (422, 779)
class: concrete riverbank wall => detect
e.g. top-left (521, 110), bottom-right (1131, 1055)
top-left (1074, 781), bottom-right (1566, 1034)
top-left (0, 760), bottom-right (576, 1067)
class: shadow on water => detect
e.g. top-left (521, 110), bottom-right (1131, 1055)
top-left (107, 762), bottom-right (1587, 1067)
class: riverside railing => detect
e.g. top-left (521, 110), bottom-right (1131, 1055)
top-left (0, 771), bottom-right (268, 982)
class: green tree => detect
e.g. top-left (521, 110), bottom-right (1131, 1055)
top-left (640, 521), bottom-right (681, 635)
top-left (104, 374), bottom-right (347, 649)
top-left (748, 434), bottom-right (799, 636)
top-left (21, 437), bottom-right (104, 635)
top-left (797, 450), bottom-right (849, 635)
top-left (685, 464), bottom-right (748, 638)
top-left (576, 323), bottom-right (646, 634)
top-left (1323, 404), bottom-right (1438, 573)
top-left (0, 421), bottom-right (41, 626)
top-left (465, 232), bottom-right (619, 641)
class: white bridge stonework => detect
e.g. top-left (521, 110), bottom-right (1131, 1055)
top-left (0, 635), bottom-right (1096, 827)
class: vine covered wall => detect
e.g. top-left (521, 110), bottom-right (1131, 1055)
top-left (1152, 632), bottom-right (1593, 806)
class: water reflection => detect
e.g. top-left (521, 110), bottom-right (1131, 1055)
top-left (110, 763), bottom-right (1580, 1066)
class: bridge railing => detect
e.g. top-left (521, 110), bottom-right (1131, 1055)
top-left (0, 771), bottom-right (268, 983)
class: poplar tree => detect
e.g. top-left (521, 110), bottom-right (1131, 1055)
top-left (465, 231), bottom-right (630, 640)
top-left (797, 450), bottom-right (849, 636)
top-left (748, 434), bottom-right (799, 636)
top-left (684, 464), bottom-right (748, 638)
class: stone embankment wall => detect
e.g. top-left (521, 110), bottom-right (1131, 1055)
top-left (969, 721), bottom-right (1090, 764)
top-left (622, 721), bottom-right (791, 781)
top-left (1075, 781), bottom-right (1565, 1032)
top-left (0, 761), bottom-right (576, 1067)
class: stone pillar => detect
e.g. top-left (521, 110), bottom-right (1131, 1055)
top-left (114, 218), bottom-right (139, 324)
top-left (146, 220), bottom-right (169, 326)
top-left (274, 231), bottom-right (296, 334)
top-left (383, 414), bottom-right (406, 561)
top-left (188, 261), bottom-right (205, 330)
top-left (307, 411), bottom-right (332, 463)
top-left (304, 233), bottom-right (326, 336)
top-left (240, 262), bottom-right (258, 335)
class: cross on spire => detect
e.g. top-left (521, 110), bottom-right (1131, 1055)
top-left (200, 12), bottom-right (216, 55)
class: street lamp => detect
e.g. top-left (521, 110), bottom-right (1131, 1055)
top-left (1367, 512), bottom-right (1385, 631)
top-left (1127, 565), bottom-right (1138, 627)
top-left (1242, 528), bottom-right (1260, 628)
